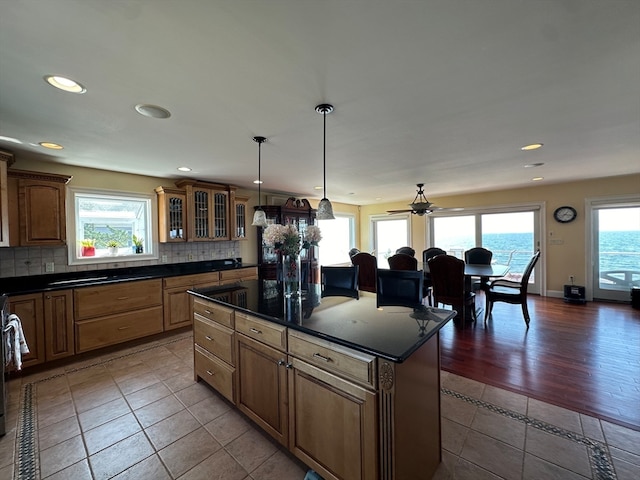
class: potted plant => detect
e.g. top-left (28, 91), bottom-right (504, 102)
top-left (80, 239), bottom-right (95, 257)
top-left (107, 240), bottom-right (120, 256)
top-left (132, 234), bottom-right (144, 254)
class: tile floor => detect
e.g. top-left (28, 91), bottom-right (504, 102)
top-left (0, 330), bottom-right (639, 480)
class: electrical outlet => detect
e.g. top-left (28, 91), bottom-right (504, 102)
top-left (188, 253), bottom-right (194, 261)
top-left (45, 262), bottom-right (55, 273)
top-left (161, 255), bottom-right (168, 263)
top-left (229, 250), bottom-right (235, 258)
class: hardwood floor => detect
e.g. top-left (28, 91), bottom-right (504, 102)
top-left (439, 292), bottom-right (640, 432)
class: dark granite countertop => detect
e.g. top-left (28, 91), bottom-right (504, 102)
top-left (0, 259), bottom-right (257, 295)
top-left (189, 279), bottom-right (455, 363)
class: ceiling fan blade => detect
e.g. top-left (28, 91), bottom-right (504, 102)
top-left (386, 209), bottom-right (413, 214)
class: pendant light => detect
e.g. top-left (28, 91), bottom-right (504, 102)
top-left (251, 136), bottom-right (268, 227)
top-left (315, 103), bottom-right (335, 220)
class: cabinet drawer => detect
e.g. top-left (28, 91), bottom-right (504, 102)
top-left (235, 312), bottom-right (286, 351)
top-left (75, 305), bottom-right (164, 353)
top-left (194, 313), bottom-right (234, 365)
top-left (193, 298), bottom-right (234, 328)
top-left (74, 279), bottom-right (162, 320)
top-left (163, 272), bottom-right (219, 289)
top-left (195, 344), bottom-right (235, 404)
top-left (219, 267), bottom-right (258, 283)
top-left (288, 330), bottom-right (377, 389)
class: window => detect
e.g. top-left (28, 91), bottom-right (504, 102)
top-left (68, 187), bottom-right (156, 265)
top-left (428, 206), bottom-right (541, 293)
top-left (317, 215), bottom-right (355, 266)
top-left (372, 215), bottom-right (410, 269)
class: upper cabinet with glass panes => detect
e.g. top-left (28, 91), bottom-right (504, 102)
top-left (174, 179), bottom-right (233, 242)
top-left (155, 186), bottom-right (187, 243)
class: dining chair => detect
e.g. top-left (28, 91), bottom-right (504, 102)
top-left (485, 249), bottom-right (541, 327)
top-left (464, 247), bottom-right (493, 292)
top-left (376, 269), bottom-right (424, 308)
top-left (422, 247), bottom-right (446, 306)
top-left (428, 254), bottom-right (477, 322)
top-left (351, 252), bottom-right (378, 293)
top-left (348, 248), bottom-right (361, 259)
top-left (321, 265), bottom-right (359, 299)
top-left (395, 246), bottom-right (416, 257)
top-left (387, 253), bottom-right (418, 271)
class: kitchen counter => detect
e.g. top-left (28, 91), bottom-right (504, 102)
top-left (189, 279), bottom-right (455, 363)
top-left (0, 259), bottom-right (256, 295)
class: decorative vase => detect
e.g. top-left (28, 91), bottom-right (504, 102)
top-left (81, 246), bottom-right (95, 257)
top-left (108, 246), bottom-right (118, 256)
top-left (281, 253), bottom-right (301, 299)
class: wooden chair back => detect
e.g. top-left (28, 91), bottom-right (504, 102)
top-left (388, 253), bottom-right (418, 271)
top-left (351, 252), bottom-right (378, 293)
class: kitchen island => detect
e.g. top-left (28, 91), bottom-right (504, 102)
top-left (189, 280), bottom-right (456, 480)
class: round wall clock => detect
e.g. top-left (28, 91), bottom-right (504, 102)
top-left (553, 206), bottom-right (577, 223)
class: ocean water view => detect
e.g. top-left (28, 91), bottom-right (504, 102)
top-left (438, 231), bottom-right (640, 284)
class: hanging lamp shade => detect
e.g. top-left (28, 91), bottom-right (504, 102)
top-left (251, 136), bottom-right (269, 227)
top-left (316, 103), bottom-right (335, 220)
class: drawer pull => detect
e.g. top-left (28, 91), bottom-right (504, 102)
top-left (204, 309), bottom-right (212, 314)
top-left (205, 335), bottom-right (213, 341)
top-left (117, 296), bottom-right (129, 300)
top-left (117, 326), bottom-right (131, 330)
top-left (313, 352), bottom-right (332, 363)
top-left (206, 370), bottom-right (215, 376)
top-left (249, 327), bottom-right (262, 334)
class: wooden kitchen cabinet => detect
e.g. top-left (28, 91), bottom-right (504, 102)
top-left (193, 298), bottom-right (236, 403)
top-left (74, 279), bottom-right (163, 353)
top-left (163, 272), bottom-right (220, 330)
top-left (7, 292), bottom-right (45, 368)
top-left (176, 179), bottom-right (231, 241)
top-left (7, 289), bottom-right (74, 367)
top-left (43, 290), bottom-right (75, 361)
top-left (235, 312), bottom-right (288, 446)
top-left (231, 191), bottom-right (249, 240)
top-left (0, 150), bottom-right (14, 247)
top-left (155, 186), bottom-right (187, 243)
top-left (7, 169), bottom-right (71, 246)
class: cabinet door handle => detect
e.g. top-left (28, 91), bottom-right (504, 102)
top-left (313, 352), bottom-right (332, 362)
top-left (117, 296), bottom-right (129, 300)
top-left (285, 363), bottom-right (293, 369)
top-left (205, 335), bottom-right (213, 341)
top-left (206, 370), bottom-right (214, 376)
top-left (250, 327), bottom-right (262, 334)
top-left (117, 326), bottom-right (131, 330)
top-left (277, 359), bottom-right (285, 366)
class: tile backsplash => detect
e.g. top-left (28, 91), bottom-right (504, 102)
top-left (0, 241), bottom-right (241, 278)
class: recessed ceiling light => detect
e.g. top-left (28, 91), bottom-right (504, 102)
top-left (521, 143), bottom-right (543, 151)
top-left (524, 162), bottom-right (545, 168)
top-left (0, 136), bottom-right (22, 144)
top-left (39, 142), bottom-right (64, 150)
top-left (375, 197), bottom-right (382, 201)
top-left (44, 75), bottom-right (86, 93)
top-left (531, 177), bottom-right (544, 181)
top-left (314, 186), bottom-right (323, 190)
top-left (253, 180), bottom-right (263, 184)
top-left (177, 166), bottom-right (192, 172)
top-left (135, 104), bottom-right (171, 119)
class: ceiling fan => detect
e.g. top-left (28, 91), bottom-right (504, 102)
top-left (387, 183), bottom-right (461, 216)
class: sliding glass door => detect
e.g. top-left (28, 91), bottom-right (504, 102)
top-left (590, 202), bottom-right (640, 301)
top-left (429, 207), bottom-right (541, 293)
top-left (372, 216), bottom-right (410, 269)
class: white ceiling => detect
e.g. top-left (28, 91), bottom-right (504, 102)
top-left (0, 0), bottom-right (638, 206)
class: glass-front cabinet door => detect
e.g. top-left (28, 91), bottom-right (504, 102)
top-left (175, 179), bottom-right (231, 241)
top-left (155, 187), bottom-right (186, 242)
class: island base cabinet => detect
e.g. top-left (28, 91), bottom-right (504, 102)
top-left (195, 344), bottom-right (235, 404)
top-left (288, 357), bottom-right (378, 480)
top-left (236, 333), bottom-right (288, 447)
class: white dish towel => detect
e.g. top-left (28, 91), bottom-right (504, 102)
top-left (4, 313), bottom-right (30, 370)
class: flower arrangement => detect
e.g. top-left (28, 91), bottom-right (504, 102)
top-left (263, 224), bottom-right (322, 258)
